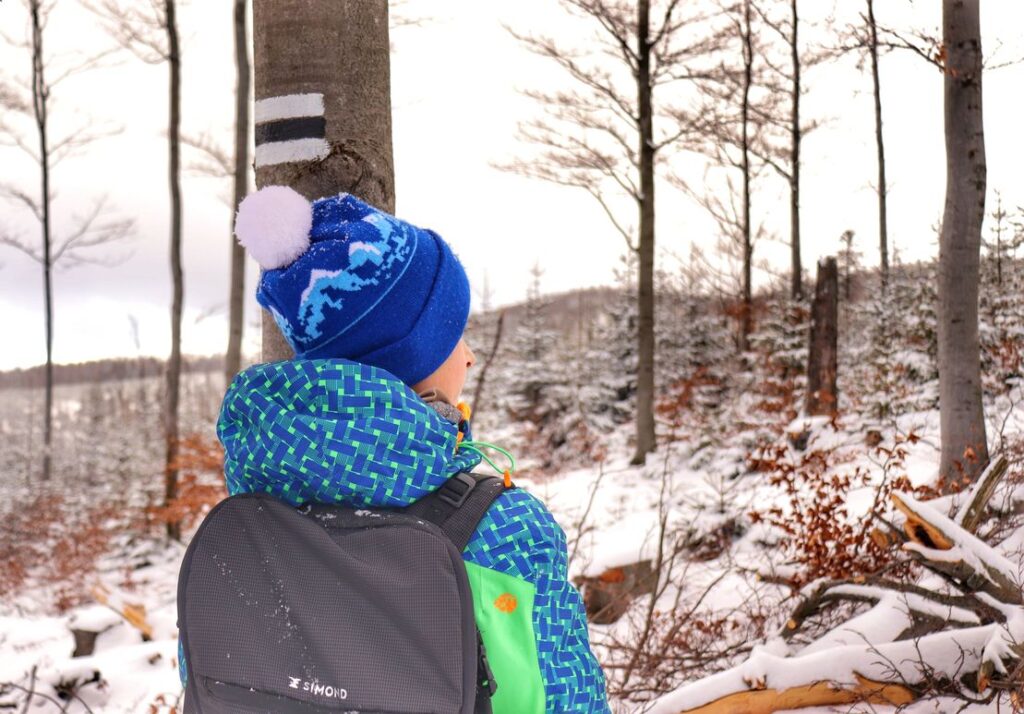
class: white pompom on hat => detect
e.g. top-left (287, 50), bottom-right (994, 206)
top-left (235, 185), bottom-right (313, 270)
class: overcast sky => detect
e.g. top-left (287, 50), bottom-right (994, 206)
top-left (0, 1), bottom-right (1022, 370)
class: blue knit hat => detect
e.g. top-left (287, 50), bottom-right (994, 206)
top-left (235, 186), bottom-right (471, 385)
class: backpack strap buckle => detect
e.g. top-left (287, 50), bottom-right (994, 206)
top-left (437, 471), bottom-right (476, 508)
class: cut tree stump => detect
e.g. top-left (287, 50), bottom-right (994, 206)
top-left (576, 561), bottom-right (656, 624)
top-left (71, 629), bottom-right (100, 658)
top-left (805, 257), bottom-right (839, 418)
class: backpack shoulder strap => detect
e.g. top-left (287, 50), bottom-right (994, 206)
top-left (407, 472), bottom-right (507, 551)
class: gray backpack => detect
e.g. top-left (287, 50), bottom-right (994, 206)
top-left (177, 472), bottom-right (505, 714)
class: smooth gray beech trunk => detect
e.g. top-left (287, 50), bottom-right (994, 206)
top-left (253, 0), bottom-right (395, 363)
top-left (806, 257), bottom-right (838, 417)
top-left (632, 0), bottom-right (656, 464)
top-left (866, 0), bottom-right (889, 290)
top-left (224, 0), bottom-right (251, 386)
top-left (164, 0), bottom-right (183, 541)
top-left (937, 0), bottom-right (988, 485)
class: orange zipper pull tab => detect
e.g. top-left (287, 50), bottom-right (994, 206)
top-left (503, 469), bottom-right (512, 488)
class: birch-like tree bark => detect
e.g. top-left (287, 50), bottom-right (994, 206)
top-left (937, 0), bottom-right (988, 485)
top-left (252, 0), bottom-right (395, 363)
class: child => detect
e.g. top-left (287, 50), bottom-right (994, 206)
top-left (211, 186), bottom-right (609, 713)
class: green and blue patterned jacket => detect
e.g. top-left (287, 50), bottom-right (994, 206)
top-left (202, 358), bottom-right (609, 713)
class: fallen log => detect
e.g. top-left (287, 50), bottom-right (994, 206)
top-left (892, 493), bottom-right (1022, 605)
top-left (781, 577), bottom-right (1001, 642)
top-left (650, 624), bottom-right (1020, 714)
top-left (649, 456), bottom-right (1022, 713)
top-left (669, 674), bottom-right (913, 714)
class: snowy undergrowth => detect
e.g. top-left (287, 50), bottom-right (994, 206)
top-left (3, 260), bottom-right (1024, 712)
top-left (1, 388), bottom-right (1022, 712)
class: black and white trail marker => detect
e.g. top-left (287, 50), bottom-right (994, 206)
top-left (254, 92), bottom-right (330, 168)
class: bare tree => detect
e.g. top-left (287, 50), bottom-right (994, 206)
top-left (253, 0), bottom-right (395, 362)
top-left (89, 0), bottom-right (184, 538)
top-left (832, 1), bottom-right (899, 290)
top-left (747, 0), bottom-right (827, 303)
top-left (504, 1), bottom-right (730, 464)
top-left (937, 0), bottom-right (988, 486)
top-left (681, 0), bottom-right (781, 353)
top-left (0, 0), bottom-right (131, 482)
top-left (865, 0), bottom-right (889, 291)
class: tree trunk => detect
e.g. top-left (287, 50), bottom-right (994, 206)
top-left (632, 0), bottom-right (656, 464)
top-left (224, 0), bottom-right (251, 387)
top-left (470, 310), bottom-right (505, 422)
top-left (739, 0), bottom-right (754, 352)
top-left (29, 1), bottom-right (53, 482)
top-left (867, 0), bottom-right (889, 290)
top-left (789, 0), bottom-right (803, 302)
top-left (806, 257), bottom-right (838, 417)
top-left (163, 0), bottom-right (183, 541)
top-left (252, 0), bottom-right (395, 363)
top-left (937, 0), bottom-right (987, 486)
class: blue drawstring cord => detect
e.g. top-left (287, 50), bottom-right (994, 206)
top-left (458, 440), bottom-right (516, 479)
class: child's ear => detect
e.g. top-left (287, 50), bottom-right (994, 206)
top-left (417, 387), bottom-right (454, 406)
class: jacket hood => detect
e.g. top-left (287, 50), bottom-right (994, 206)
top-left (217, 359), bottom-right (481, 508)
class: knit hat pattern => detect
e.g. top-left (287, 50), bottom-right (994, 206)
top-left (235, 186), bottom-right (470, 386)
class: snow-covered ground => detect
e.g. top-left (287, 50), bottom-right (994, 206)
top-left (3, 263), bottom-right (1024, 712)
top-left (1, 391), bottom-right (1022, 712)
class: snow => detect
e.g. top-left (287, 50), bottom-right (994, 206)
top-left (4, 262), bottom-right (1024, 712)
top-left (898, 493), bottom-right (1022, 587)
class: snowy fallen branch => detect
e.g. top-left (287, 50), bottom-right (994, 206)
top-left (90, 583), bottom-right (153, 640)
top-left (648, 458), bottom-right (1024, 713)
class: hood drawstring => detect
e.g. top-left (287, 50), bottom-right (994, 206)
top-left (458, 440), bottom-right (516, 488)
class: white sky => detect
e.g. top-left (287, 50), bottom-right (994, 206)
top-left (0, 0), bottom-right (1021, 370)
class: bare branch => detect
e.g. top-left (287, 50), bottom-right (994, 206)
top-left (585, 185), bottom-right (637, 252)
top-left (0, 183), bottom-right (44, 220)
top-left (0, 234), bottom-right (42, 263)
top-left (0, 76), bottom-right (31, 114)
top-left (508, 27), bottom-right (640, 126)
top-left (182, 131), bottom-right (233, 179)
top-left (51, 196), bottom-right (134, 267)
top-left (84, 0), bottom-right (170, 64)
top-left (47, 47), bottom-right (122, 88)
top-left (562, 0), bottom-right (640, 71)
top-left (48, 121), bottom-right (122, 167)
